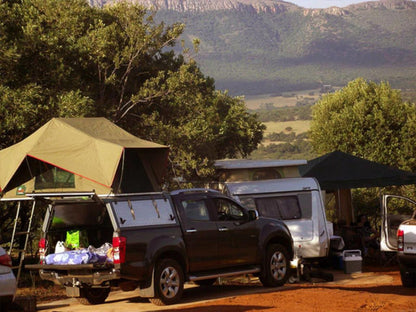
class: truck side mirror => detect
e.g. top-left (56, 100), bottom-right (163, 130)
top-left (248, 209), bottom-right (258, 221)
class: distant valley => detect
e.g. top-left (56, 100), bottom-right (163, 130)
top-left (91, 0), bottom-right (416, 95)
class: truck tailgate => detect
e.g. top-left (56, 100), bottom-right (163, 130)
top-left (402, 223), bottom-right (416, 254)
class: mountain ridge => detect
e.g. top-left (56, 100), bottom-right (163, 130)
top-left (90, 0), bottom-right (416, 95)
top-left (91, 0), bottom-right (416, 13)
top-left (91, 0), bottom-right (300, 12)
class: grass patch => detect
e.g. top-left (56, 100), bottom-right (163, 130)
top-left (263, 120), bottom-right (310, 135)
top-left (245, 89), bottom-right (321, 109)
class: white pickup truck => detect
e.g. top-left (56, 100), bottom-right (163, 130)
top-left (380, 195), bottom-right (416, 287)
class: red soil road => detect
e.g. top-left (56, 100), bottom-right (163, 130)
top-left (162, 268), bottom-right (416, 312)
top-left (21, 266), bottom-right (416, 312)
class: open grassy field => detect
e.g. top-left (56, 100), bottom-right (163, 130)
top-left (263, 120), bottom-right (310, 135)
top-left (244, 89), bottom-right (321, 110)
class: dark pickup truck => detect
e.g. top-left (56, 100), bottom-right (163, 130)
top-left (26, 189), bottom-right (294, 305)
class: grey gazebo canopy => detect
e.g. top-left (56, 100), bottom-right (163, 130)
top-left (299, 151), bottom-right (416, 191)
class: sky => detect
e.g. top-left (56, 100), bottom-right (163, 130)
top-left (287, 0), bottom-right (376, 8)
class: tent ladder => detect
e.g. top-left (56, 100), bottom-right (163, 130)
top-left (8, 200), bottom-right (36, 283)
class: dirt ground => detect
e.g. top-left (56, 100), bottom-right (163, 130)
top-left (162, 266), bottom-right (416, 312)
top-left (17, 265), bottom-right (416, 312)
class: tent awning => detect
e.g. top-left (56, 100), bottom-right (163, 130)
top-left (299, 151), bottom-right (416, 190)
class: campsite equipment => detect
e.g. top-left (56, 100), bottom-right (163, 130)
top-left (224, 177), bottom-right (333, 261)
top-left (342, 249), bottom-right (362, 274)
top-left (0, 117), bottom-right (170, 282)
top-left (66, 230), bottom-right (89, 249)
top-left (0, 117), bottom-right (169, 198)
top-left (300, 150), bottom-right (416, 226)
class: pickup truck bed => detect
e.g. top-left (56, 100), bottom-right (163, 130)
top-left (26, 263), bottom-right (112, 270)
top-left (26, 262), bottom-right (119, 288)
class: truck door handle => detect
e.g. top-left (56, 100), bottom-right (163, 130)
top-left (186, 229), bottom-right (197, 233)
top-left (218, 227), bottom-right (229, 232)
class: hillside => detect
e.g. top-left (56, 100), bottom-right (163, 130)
top-left (92, 0), bottom-right (416, 95)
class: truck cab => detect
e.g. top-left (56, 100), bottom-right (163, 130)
top-left (380, 194), bottom-right (416, 287)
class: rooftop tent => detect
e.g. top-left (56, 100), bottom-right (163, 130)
top-left (0, 118), bottom-right (169, 198)
top-left (299, 150), bottom-right (416, 191)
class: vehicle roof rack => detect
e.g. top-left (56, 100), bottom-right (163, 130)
top-left (26, 191), bottom-right (97, 198)
top-left (170, 188), bottom-right (221, 196)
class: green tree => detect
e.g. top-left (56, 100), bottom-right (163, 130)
top-left (0, 0), bottom-right (264, 185)
top-left (310, 78), bottom-right (416, 218)
top-left (121, 61), bottom-right (265, 186)
top-left (310, 78), bottom-right (416, 170)
top-left (0, 0), bottom-right (98, 147)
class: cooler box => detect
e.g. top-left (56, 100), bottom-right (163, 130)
top-left (343, 249), bottom-right (362, 274)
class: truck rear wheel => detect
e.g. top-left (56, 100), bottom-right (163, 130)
top-left (400, 269), bottom-right (416, 288)
top-left (260, 244), bottom-right (290, 287)
top-left (149, 258), bottom-right (184, 306)
top-left (77, 287), bottom-right (110, 305)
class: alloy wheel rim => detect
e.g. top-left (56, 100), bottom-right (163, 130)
top-left (160, 266), bottom-right (180, 298)
top-left (270, 251), bottom-right (287, 281)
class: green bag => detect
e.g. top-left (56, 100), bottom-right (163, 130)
top-left (65, 229), bottom-right (89, 249)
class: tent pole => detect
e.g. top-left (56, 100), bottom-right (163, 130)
top-left (337, 189), bottom-right (341, 222)
top-left (349, 190), bottom-right (354, 224)
top-left (25, 156), bottom-right (34, 179)
top-left (336, 189), bottom-right (353, 225)
top-left (116, 148), bottom-right (126, 193)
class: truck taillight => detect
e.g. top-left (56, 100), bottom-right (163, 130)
top-left (39, 238), bottom-right (47, 264)
top-left (0, 253), bottom-right (12, 267)
top-left (112, 236), bottom-right (126, 264)
top-left (397, 229), bottom-right (404, 252)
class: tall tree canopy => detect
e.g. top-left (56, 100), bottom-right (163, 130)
top-left (0, 0), bottom-right (264, 187)
top-left (310, 78), bottom-right (416, 218)
top-left (310, 78), bottom-right (416, 172)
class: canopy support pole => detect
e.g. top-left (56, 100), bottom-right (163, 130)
top-left (336, 189), bottom-right (353, 225)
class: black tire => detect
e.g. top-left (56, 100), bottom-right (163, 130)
top-left (77, 287), bottom-right (110, 305)
top-left (0, 302), bottom-right (11, 312)
top-left (149, 259), bottom-right (184, 306)
top-left (260, 244), bottom-right (290, 287)
top-left (194, 278), bottom-right (217, 286)
top-left (400, 269), bottom-right (416, 288)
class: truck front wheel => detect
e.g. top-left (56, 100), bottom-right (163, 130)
top-left (77, 287), bottom-right (110, 305)
top-left (260, 244), bottom-right (290, 287)
top-left (149, 259), bottom-right (184, 306)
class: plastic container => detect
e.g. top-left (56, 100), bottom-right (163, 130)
top-left (331, 251), bottom-right (344, 270)
top-left (342, 249), bottom-right (362, 274)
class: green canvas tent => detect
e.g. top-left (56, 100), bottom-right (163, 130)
top-left (0, 118), bottom-right (169, 198)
